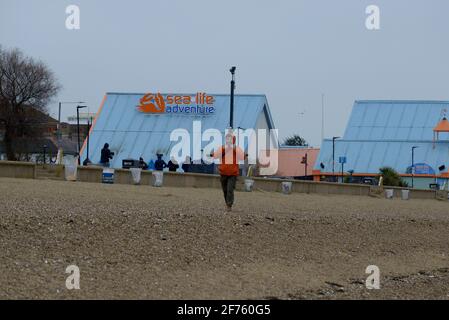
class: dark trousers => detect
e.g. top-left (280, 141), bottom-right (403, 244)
top-left (220, 175), bottom-right (237, 207)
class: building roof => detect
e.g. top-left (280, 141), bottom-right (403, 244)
top-left (344, 100), bottom-right (449, 141)
top-left (80, 93), bottom-right (276, 167)
top-left (314, 100), bottom-right (449, 175)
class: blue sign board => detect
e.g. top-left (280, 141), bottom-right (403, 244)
top-left (407, 163), bottom-right (435, 175)
top-left (339, 156), bottom-right (347, 164)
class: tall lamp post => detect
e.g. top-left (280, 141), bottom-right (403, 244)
top-left (332, 136), bottom-right (341, 182)
top-left (411, 146), bottom-right (419, 188)
top-left (76, 105), bottom-right (87, 164)
top-left (83, 117), bottom-right (93, 166)
top-left (58, 101), bottom-right (84, 140)
top-left (42, 145), bottom-right (47, 165)
top-left (229, 66), bottom-right (236, 129)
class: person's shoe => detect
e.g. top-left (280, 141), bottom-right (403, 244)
top-left (226, 205), bottom-right (232, 212)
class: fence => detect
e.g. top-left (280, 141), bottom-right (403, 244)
top-left (0, 160), bottom-right (447, 200)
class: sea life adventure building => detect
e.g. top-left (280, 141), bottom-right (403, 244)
top-left (314, 100), bottom-right (449, 189)
top-left (80, 92), bottom-right (277, 169)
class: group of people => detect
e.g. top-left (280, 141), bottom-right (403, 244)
top-left (152, 154), bottom-right (182, 172)
top-left (99, 143), bottom-right (189, 172)
top-left (99, 132), bottom-right (246, 211)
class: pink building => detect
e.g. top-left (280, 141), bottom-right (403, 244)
top-left (262, 147), bottom-right (320, 178)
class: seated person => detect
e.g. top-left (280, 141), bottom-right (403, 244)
top-left (167, 157), bottom-right (179, 172)
top-left (139, 157), bottom-right (149, 170)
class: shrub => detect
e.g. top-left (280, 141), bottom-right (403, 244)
top-left (379, 167), bottom-right (408, 187)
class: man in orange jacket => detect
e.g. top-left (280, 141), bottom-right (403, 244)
top-left (212, 132), bottom-right (245, 211)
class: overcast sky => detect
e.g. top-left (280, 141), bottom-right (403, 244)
top-left (1, 0), bottom-right (449, 146)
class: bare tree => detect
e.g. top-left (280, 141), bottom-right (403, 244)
top-left (0, 46), bottom-right (60, 160)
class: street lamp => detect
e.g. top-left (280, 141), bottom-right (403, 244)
top-left (77, 105), bottom-right (87, 164)
top-left (411, 146), bottom-right (419, 188)
top-left (237, 126), bottom-right (246, 147)
top-left (58, 101), bottom-right (84, 140)
top-left (83, 117), bottom-right (93, 166)
top-left (43, 144), bottom-right (48, 165)
top-left (229, 66), bottom-right (236, 129)
top-left (332, 136), bottom-right (341, 182)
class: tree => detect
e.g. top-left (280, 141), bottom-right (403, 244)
top-left (379, 166), bottom-right (408, 187)
top-left (0, 46), bottom-right (60, 160)
top-left (283, 134), bottom-right (308, 146)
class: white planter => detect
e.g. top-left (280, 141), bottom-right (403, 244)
top-left (152, 171), bottom-right (163, 187)
top-left (401, 189), bottom-right (410, 200)
top-left (64, 158), bottom-right (78, 181)
top-left (244, 179), bottom-right (254, 192)
top-left (281, 181), bottom-right (292, 195)
top-left (385, 189), bottom-right (394, 199)
top-left (130, 168), bottom-right (142, 185)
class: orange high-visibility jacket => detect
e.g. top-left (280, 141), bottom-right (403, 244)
top-left (213, 144), bottom-right (245, 176)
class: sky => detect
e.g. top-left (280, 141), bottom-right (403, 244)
top-left (1, 0), bottom-right (449, 147)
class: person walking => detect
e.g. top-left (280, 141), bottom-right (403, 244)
top-left (212, 132), bottom-right (244, 212)
top-left (100, 143), bottom-right (114, 167)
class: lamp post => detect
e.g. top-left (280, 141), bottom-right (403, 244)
top-left (332, 136), bottom-right (341, 182)
top-left (411, 146), bottom-right (419, 188)
top-left (76, 105), bottom-right (87, 164)
top-left (58, 101), bottom-right (84, 140)
top-left (229, 66), bottom-right (236, 129)
top-left (237, 126), bottom-right (246, 147)
top-left (84, 117), bottom-right (92, 166)
top-left (43, 144), bottom-right (47, 165)
top-left (341, 159), bottom-right (345, 183)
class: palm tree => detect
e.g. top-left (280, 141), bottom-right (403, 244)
top-left (379, 167), bottom-right (408, 187)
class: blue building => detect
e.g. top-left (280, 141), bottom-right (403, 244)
top-left (79, 92), bottom-right (277, 169)
top-left (314, 100), bottom-right (449, 189)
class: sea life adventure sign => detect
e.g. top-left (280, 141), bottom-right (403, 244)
top-left (137, 92), bottom-right (216, 115)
